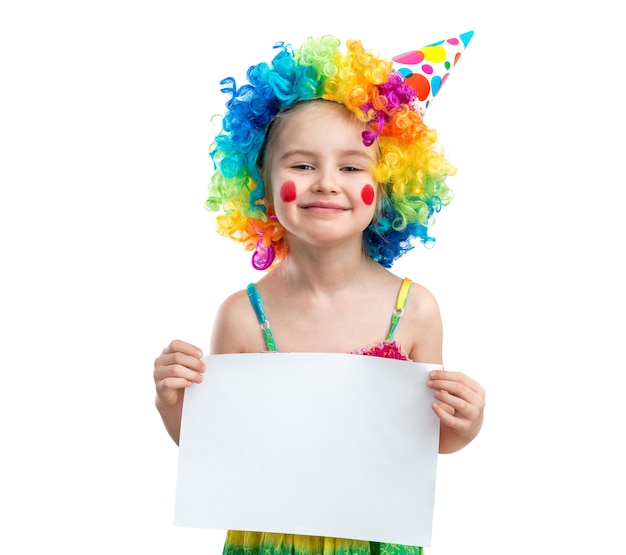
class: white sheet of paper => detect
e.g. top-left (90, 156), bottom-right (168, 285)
top-left (174, 352), bottom-right (441, 547)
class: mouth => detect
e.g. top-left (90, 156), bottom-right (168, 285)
top-left (301, 202), bottom-right (348, 213)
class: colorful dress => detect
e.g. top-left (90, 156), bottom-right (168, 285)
top-left (223, 278), bottom-right (422, 555)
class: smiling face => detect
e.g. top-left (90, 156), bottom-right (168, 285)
top-left (261, 100), bottom-right (379, 250)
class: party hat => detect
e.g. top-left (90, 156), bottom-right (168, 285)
top-left (392, 30), bottom-right (474, 116)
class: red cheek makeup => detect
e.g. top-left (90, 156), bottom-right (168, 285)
top-left (361, 184), bottom-right (375, 206)
top-left (279, 180), bottom-right (297, 202)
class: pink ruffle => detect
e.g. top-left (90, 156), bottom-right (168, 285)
top-left (352, 340), bottom-right (410, 361)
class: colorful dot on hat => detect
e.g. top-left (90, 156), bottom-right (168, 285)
top-left (391, 30), bottom-right (474, 115)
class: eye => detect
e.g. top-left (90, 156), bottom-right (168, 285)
top-left (341, 166), bottom-right (362, 172)
top-left (292, 164), bottom-right (315, 171)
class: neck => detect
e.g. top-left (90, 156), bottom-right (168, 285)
top-left (275, 240), bottom-right (380, 293)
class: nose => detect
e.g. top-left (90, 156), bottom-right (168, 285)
top-left (313, 166), bottom-right (339, 194)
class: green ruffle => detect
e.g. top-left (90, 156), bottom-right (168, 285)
top-left (222, 531), bottom-right (423, 555)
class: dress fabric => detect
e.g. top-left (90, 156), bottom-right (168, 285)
top-left (223, 278), bottom-right (422, 555)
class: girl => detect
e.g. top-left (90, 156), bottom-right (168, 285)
top-left (154, 35), bottom-right (485, 555)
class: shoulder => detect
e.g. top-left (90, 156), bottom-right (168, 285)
top-left (406, 281), bottom-right (442, 322)
top-left (210, 286), bottom-right (266, 354)
top-left (402, 279), bottom-right (444, 364)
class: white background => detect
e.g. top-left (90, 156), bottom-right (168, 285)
top-left (1, 0), bottom-right (624, 553)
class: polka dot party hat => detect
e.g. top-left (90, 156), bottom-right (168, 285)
top-left (392, 30), bottom-right (474, 116)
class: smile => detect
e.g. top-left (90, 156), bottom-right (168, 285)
top-left (301, 202), bottom-right (348, 214)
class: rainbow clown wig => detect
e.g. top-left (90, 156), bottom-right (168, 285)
top-left (205, 34), bottom-right (467, 270)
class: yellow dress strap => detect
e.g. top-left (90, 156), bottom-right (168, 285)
top-left (387, 277), bottom-right (412, 340)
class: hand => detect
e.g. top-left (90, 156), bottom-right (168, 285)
top-left (427, 370), bottom-right (485, 452)
top-left (153, 339), bottom-right (206, 408)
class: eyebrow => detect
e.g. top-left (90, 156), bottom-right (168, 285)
top-left (280, 149), bottom-right (376, 162)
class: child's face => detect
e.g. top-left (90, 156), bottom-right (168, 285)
top-left (268, 101), bottom-right (379, 249)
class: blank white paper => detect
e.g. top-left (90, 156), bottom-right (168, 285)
top-left (174, 352), bottom-right (441, 546)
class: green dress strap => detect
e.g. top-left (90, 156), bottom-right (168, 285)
top-left (386, 277), bottom-right (412, 341)
top-left (246, 283), bottom-right (278, 352)
top-left (247, 278), bottom-right (412, 351)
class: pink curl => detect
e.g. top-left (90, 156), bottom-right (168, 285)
top-left (252, 241), bottom-right (275, 270)
top-left (362, 111), bottom-right (385, 146)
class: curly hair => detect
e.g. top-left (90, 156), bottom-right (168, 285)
top-left (206, 35), bottom-right (456, 269)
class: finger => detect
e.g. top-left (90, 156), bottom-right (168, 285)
top-left (157, 376), bottom-right (197, 393)
top-left (162, 339), bottom-right (204, 359)
top-left (432, 401), bottom-right (461, 427)
top-left (432, 398), bottom-right (479, 433)
top-left (428, 376), bottom-right (484, 405)
top-left (155, 377), bottom-right (192, 407)
top-left (436, 401), bottom-right (455, 416)
top-left (433, 389), bottom-right (474, 418)
top-left (154, 362), bottom-right (204, 385)
top-left (429, 380), bottom-right (477, 408)
top-left (155, 351), bottom-right (206, 374)
top-left (428, 370), bottom-right (483, 395)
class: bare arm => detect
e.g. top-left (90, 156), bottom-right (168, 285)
top-left (405, 284), bottom-right (485, 454)
top-left (153, 290), bottom-right (259, 444)
top-left (428, 369), bottom-right (485, 453)
top-left (210, 289), bottom-right (266, 355)
top-left (153, 339), bottom-right (205, 445)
